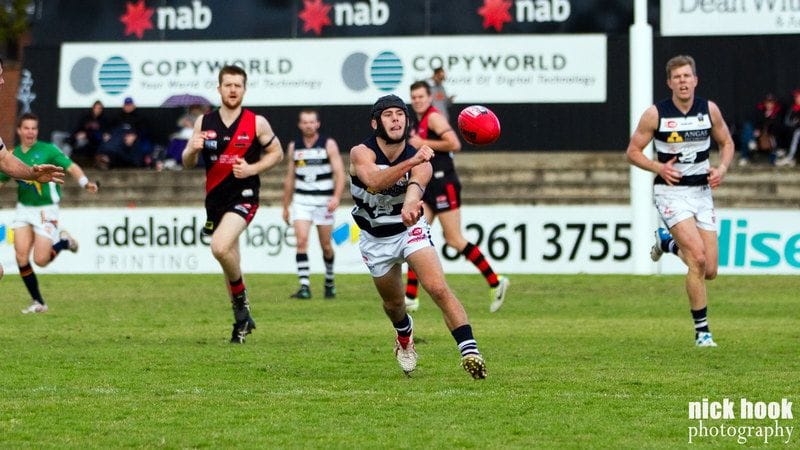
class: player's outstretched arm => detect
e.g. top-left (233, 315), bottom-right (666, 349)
top-left (67, 162), bottom-right (99, 193)
top-left (350, 144), bottom-right (432, 192)
top-left (400, 156), bottom-right (432, 226)
top-left (0, 140), bottom-right (65, 183)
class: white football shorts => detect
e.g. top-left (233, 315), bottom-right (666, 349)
top-left (358, 218), bottom-right (433, 277)
top-left (291, 202), bottom-right (335, 226)
top-left (654, 185), bottom-right (716, 231)
top-left (12, 203), bottom-right (60, 242)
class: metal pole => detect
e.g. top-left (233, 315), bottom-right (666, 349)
top-left (629, 0), bottom-right (656, 274)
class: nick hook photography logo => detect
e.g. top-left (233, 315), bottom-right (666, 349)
top-left (687, 397), bottom-right (794, 445)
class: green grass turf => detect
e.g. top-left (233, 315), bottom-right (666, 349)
top-left (0, 274), bottom-right (797, 448)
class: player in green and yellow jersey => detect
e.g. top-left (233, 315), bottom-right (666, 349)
top-left (0, 113), bottom-right (98, 313)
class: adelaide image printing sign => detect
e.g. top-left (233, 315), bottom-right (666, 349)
top-left (661, 0), bottom-right (800, 36)
top-left (57, 34), bottom-right (606, 108)
top-left (1, 206), bottom-right (797, 275)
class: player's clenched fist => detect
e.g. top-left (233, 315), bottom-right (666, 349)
top-left (188, 131), bottom-right (208, 154)
top-left (413, 145), bottom-right (434, 165)
top-left (233, 157), bottom-right (253, 178)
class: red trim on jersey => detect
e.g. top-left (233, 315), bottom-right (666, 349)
top-left (243, 202), bottom-right (258, 225)
top-left (206, 109), bottom-right (257, 194)
top-left (416, 106), bottom-right (439, 139)
top-left (446, 182), bottom-right (458, 209)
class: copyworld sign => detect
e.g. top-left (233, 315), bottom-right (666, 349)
top-left (58, 35), bottom-right (606, 107)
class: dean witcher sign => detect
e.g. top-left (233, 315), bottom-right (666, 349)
top-left (57, 35), bottom-right (606, 108)
top-left (661, 0), bottom-right (800, 36)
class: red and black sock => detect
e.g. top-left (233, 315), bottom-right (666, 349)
top-left (462, 242), bottom-right (499, 287)
top-left (405, 267), bottom-right (418, 300)
top-left (228, 277), bottom-right (246, 297)
top-left (393, 314), bottom-right (413, 348)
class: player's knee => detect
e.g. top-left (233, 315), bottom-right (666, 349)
top-left (705, 267), bottom-right (718, 280)
top-left (692, 257), bottom-right (707, 275)
top-left (295, 237), bottom-right (309, 251)
top-left (443, 233), bottom-right (466, 250)
top-left (210, 242), bottom-right (230, 260)
top-left (424, 281), bottom-right (451, 302)
top-left (33, 255), bottom-right (51, 267)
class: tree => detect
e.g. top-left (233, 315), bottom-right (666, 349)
top-left (0, 0), bottom-right (32, 60)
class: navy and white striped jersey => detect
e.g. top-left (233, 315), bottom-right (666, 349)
top-left (292, 135), bottom-right (333, 206)
top-left (350, 136), bottom-right (417, 238)
top-left (653, 97), bottom-right (712, 186)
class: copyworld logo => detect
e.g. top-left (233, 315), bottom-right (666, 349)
top-left (341, 51), bottom-right (403, 92)
top-left (70, 56), bottom-right (132, 96)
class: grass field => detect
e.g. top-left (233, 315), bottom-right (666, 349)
top-left (0, 273), bottom-right (797, 448)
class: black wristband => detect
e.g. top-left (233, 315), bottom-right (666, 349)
top-left (407, 181), bottom-right (424, 194)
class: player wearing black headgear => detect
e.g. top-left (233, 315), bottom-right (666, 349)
top-left (348, 94), bottom-right (488, 380)
top-left (371, 94), bottom-right (409, 144)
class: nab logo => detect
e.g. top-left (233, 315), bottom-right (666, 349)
top-left (70, 56), bottom-right (132, 97)
top-left (477, 0), bottom-right (571, 32)
top-left (120, 0), bottom-right (212, 39)
top-left (667, 132), bottom-right (684, 143)
top-left (342, 51), bottom-right (403, 92)
top-left (299, 0), bottom-right (390, 36)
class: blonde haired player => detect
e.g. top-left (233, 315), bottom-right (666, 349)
top-left (626, 55), bottom-right (734, 347)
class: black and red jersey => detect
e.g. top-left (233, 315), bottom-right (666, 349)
top-left (414, 105), bottom-right (455, 175)
top-left (201, 108), bottom-right (262, 209)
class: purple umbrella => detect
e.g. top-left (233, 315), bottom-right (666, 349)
top-left (160, 94), bottom-right (212, 108)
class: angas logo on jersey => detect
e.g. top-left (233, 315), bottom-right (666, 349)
top-left (666, 132), bottom-right (684, 143)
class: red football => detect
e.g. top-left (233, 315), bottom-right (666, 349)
top-left (457, 105), bottom-right (501, 145)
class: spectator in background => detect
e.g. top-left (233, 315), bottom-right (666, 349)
top-left (739, 93), bottom-right (785, 166)
top-left (165, 104), bottom-right (209, 168)
top-left (96, 97), bottom-right (152, 169)
top-left (68, 100), bottom-right (108, 165)
top-left (777, 88), bottom-right (800, 167)
top-left (427, 67), bottom-right (455, 121)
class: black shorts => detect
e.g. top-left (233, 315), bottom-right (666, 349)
top-left (203, 201), bottom-right (259, 235)
top-left (422, 171), bottom-right (461, 212)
